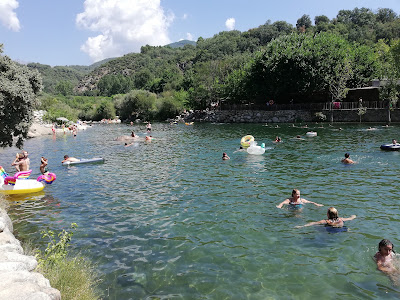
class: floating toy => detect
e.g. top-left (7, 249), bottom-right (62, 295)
top-left (0, 166), bottom-right (56, 195)
top-left (62, 157), bottom-right (105, 166)
top-left (241, 135), bottom-right (255, 148)
top-left (247, 141), bottom-right (265, 155)
top-left (306, 131), bottom-right (317, 137)
top-left (380, 143), bottom-right (400, 151)
top-left (37, 173), bottom-right (57, 184)
top-left (185, 122), bottom-right (194, 125)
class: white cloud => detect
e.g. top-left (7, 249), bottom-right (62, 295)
top-left (183, 13), bottom-right (188, 20)
top-left (76, 0), bottom-right (174, 62)
top-left (186, 32), bottom-right (193, 41)
top-left (225, 18), bottom-right (235, 31)
top-left (0, 0), bottom-right (21, 31)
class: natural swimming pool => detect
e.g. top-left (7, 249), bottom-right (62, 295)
top-left (2, 122), bottom-right (400, 299)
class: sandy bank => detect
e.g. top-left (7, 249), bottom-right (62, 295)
top-left (27, 123), bottom-right (53, 138)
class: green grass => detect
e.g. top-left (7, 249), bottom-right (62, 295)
top-left (38, 256), bottom-right (102, 300)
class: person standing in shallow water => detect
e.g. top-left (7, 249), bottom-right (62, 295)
top-left (276, 189), bottom-right (323, 209)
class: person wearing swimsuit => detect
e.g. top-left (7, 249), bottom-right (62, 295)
top-left (295, 207), bottom-right (356, 228)
top-left (276, 189), bottom-right (323, 209)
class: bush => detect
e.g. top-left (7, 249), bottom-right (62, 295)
top-left (36, 223), bottom-right (101, 300)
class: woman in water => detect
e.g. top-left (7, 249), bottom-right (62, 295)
top-left (375, 239), bottom-right (397, 274)
top-left (295, 207), bottom-right (356, 228)
top-left (276, 189), bottom-right (323, 209)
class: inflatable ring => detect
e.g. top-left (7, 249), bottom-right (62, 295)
top-left (306, 131), bottom-right (317, 137)
top-left (241, 135), bottom-right (254, 148)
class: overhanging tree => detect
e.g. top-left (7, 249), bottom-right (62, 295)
top-left (0, 45), bottom-right (43, 148)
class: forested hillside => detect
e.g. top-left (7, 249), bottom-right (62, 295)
top-left (25, 7), bottom-right (400, 121)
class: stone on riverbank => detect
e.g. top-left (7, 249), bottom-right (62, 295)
top-left (0, 208), bottom-right (61, 300)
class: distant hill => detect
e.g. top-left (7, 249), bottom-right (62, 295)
top-left (27, 57), bottom-right (116, 93)
top-left (166, 40), bottom-right (196, 48)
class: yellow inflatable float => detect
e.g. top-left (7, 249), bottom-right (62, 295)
top-left (0, 166), bottom-right (56, 195)
top-left (240, 135), bottom-right (255, 148)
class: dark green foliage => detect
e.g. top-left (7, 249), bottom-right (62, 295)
top-left (0, 46), bottom-right (43, 148)
top-left (115, 90), bottom-right (157, 121)
top-left (243, 33), bottom-right (378, 103)
top-left (97, 74), bottom-right (133, 96)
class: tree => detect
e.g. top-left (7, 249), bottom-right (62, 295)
top-left (0, 46), bottom-right (43, 148)
top-left (296, 15), bottom-right (312, 33)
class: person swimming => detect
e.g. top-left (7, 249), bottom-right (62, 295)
top-left (276, 189), bottom-right (323, 209)
top-left (222, 152), bottom-right (230, 160)
top-left (374, 239), bottom-right (397, 274)
top-left (341, 153), bottom-right (355, 164)
top-left (295, 207), bottom-right (356, 228)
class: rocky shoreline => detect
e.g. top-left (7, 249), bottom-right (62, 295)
top-left (0, 207), bottom-right (60, 299)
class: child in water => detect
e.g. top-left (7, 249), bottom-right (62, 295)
top-left (222, 152), bottom-right (230, 160)
top-left (40, 157), bottom-right (49, 175)
top-left (375, 239), bottom-right (397, 274)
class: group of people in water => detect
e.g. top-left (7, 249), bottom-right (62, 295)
top-left (11, 150), bottom-right (50, 175)
top-left (276, 188), bottom-right (396, 276)
top-left (220, 127), bottom-right (398, 278)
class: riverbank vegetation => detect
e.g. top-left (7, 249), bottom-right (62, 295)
top-left (35, 223), bottom-right (101, 300)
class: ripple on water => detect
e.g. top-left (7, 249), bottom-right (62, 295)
top-left (3, 123), bottom-right (400, 299)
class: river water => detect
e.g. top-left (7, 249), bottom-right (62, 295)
top-left (1, 122), bottom-right (400, 299)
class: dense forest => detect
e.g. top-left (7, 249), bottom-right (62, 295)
top-left (23, 7), bottom-right (400, 122)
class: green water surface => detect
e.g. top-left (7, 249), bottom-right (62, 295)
top-left (1, 122), bottom-right (400, 299)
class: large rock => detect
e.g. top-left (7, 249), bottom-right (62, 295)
top-left (0, 243), bottom-right (23, 254)
top-left (0, 227), bottom-right (21, 247)
top-left (0, 252), bottom-right (37, 271)
top-left (0, 208), bottom-right (13, 232)
top-left (0, 271), bottom-right (52, 289)
top-left (0, 281), bottom-right (61, 300)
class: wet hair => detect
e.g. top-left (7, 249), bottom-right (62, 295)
top-left (379, 239), bottom-right (395, 253)
top-left (64, 155), bottom-right (69, 159)
top-left (222, 152), bottom-right (227, 156)
top-left (291, 189), bottom-right (300, 196)
top-left (327, 207), bottom-right (339, 220)
top-left (344, 153), bottom-right (350, 158)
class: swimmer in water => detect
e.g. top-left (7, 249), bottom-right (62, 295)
top-left (222, 152), bottom-right (230, 160)
top-left (374, 239), bottom-right (397, 274)
top-left (276, 189), bottom-right (323, 209)
top-left (341, 153), bottom-right (355, 164)
top-left (274, 136), bottom-right (282, 143)
top-left (295, 207), bottom-right (356, 228)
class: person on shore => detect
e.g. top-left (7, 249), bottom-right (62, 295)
top-left (276, 189), bottom-right (323, 209)
top-left (61, 155), bottom-right (80, 163)
top-left (341, 153), bottom-right (355, 164)
top-left (374, 239), bottom-right (397, 274)
top-left (295, 207), bottom-right (356, 228)
top-left (11, 150), bottom-right (30, 172)
top-left (40, 157), bottom-right (49, 175)
top-left (222, 152), bottom-right (230, 160)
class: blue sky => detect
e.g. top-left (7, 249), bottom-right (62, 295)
top-left (0, 0), bottom-right (399, 66)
